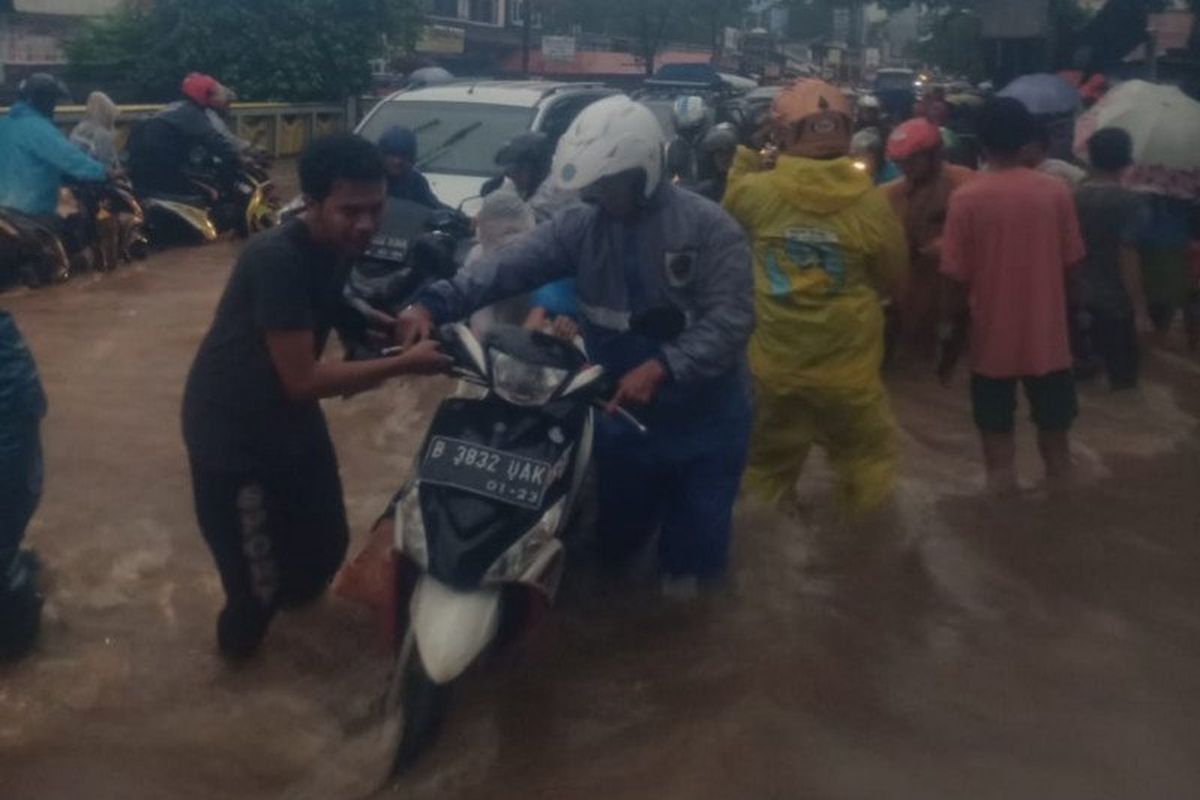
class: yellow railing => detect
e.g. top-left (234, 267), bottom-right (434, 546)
top-left (2, 101), bottom-right (353, 157)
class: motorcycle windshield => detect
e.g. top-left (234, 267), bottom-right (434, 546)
top-left (417, 395), bottom-right (587, 589)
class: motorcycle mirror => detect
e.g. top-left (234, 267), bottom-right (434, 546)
top-left (630, 306), bottom-right (686, 343)
top-left (458, 194), bottom-right (483, 218)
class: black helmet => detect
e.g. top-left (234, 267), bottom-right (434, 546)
top-left (495, 131), bottom-right (550, 168)
top-left (18, 73), bottom-right (69, 117)
top-left (701, 123), bottom-right (738, 155)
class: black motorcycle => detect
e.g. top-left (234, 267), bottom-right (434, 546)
top-left (339, 197), bottom-right (472, 360)
top-left (0, 179), bottom-right (147, 290)
top-left (135, 152), bottom-right (279, 248)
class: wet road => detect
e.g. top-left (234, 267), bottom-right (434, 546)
top-left (2, 233), bottom-right (1200, 800)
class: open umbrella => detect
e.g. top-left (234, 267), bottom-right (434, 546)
top-left (998, 73), bottom-right (1081, 115)
top-left (1074, 80), bottom-right (1200, 199)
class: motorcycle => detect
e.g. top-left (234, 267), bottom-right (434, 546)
top-left (0, 208), bottom-right (71, 290)
top-left (339, 197), bottom-right (472, 360)
top-left (71, 180), bottom-right (150, 272)
top-left (0, 180), bottom-right (147, 289)
top-left (376, 321), bottom-right (643, 775)
top-left (138, 153), bottom-right (279, 247)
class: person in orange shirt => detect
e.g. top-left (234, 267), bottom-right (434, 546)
top-left (882, 118), bottom-right (974, 359)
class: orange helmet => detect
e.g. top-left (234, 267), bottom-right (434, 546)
top-left (770, 79), bottom-right (853, 158)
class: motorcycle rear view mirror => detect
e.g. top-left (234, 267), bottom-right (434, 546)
top-left (458, 194), bottom-right (483, 218)
top-left (629, 306), bottom-right (686, 343)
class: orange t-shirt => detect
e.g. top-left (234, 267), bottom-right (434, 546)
top-left (940, 168), bottom-right (1085, 378)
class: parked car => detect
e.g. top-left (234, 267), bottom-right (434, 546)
top-left (355, 81), bottom-right (617, 211)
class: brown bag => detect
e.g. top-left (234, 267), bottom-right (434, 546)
top-left (333, 518), bottom-right (397, 646)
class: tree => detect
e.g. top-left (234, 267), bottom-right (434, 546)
top-left (66, 0), bottom-right (423, 102)
top-left (559, 0), bottom-right (747, 74)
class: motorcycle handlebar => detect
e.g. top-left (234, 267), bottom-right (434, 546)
top-left (381, 341), bottom-right (648, 435)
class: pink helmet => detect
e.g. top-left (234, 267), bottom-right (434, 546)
top-left (886, 118), bottom-right (943, 161)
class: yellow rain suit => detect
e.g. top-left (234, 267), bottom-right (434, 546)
top-left (723, 147), bottom-right (908, 514)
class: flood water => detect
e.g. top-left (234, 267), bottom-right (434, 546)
top-left (2, 241), bottom-right (1200, 799)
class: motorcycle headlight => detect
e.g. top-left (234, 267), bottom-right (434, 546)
top-left (489, 350), bottom-right (568, 407)
top-left (396, 490), bottom-right (428, 569)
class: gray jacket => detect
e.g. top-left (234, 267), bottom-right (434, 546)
top-left (418, 183), bottom-right (754, 386)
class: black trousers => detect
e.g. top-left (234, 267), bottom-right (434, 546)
top-left (1089, 308), bottom-right (1140, 390)
top-left (189, 455), bottom-right (349, 627)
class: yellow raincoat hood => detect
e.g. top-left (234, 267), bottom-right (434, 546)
top-left (724, 147), bottom-right (908, 391)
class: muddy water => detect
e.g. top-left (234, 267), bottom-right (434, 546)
top-left (3, 243), bottom-right (1200, 800)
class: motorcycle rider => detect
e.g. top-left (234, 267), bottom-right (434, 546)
top-left (491, 131), bottom-right (580, 223)
top-left (182, 135), bottom-right (448, 661)
top-left (723, 79), bottom-right (908, 517)
top-left (397, 96), bottom-right (754, 594)
top-left (378, 126), bottom-right (444, 209)
top-left (665, 95), bottom-right (709, 184)
top-left (69, 91), bottom-right (122, 170)
top-left (0, 310), bottom-right (47, 660)
top-left (692, 123), bottom-right (738, 203)
top-left (0, 74), bottom-right (109, 221)
top-left (127, 72), bottom-right (242, 198)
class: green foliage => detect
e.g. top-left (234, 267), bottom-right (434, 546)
top-left (66, 0), bottom-right (423, 102)
top-left (556, 0), bottom-right (747, 72)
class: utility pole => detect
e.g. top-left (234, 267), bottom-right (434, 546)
top-left (521, 0), bottom-right (537, 77)
top-left (1147, 18), bottom-right (1158, 81)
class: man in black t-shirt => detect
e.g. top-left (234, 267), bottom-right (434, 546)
top-left (182, 135), bottom-right (447, 660)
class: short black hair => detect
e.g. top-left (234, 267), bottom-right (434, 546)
top-left (299, 134), bottom-right (385, 201)
top-left (1088, 127), bottom-right (1134, 172)
top-left (977, 97), bottom-right (1037, 157)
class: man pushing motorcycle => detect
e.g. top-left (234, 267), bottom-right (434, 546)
top-left (397, 96), bottom-right (755, 596)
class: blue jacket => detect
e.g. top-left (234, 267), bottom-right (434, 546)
top-left (0, 102), bottom-right (107, 216)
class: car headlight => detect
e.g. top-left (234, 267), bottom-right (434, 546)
top-left (396, 490), bottom-right (428, 568)
top-left (489, 350), bottom-right (568, 407)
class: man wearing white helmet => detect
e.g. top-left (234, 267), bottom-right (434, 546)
top-left (398, 96), bottom-right (754, 593)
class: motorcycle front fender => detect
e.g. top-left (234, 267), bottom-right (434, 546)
top-left (245, 185), bottom-right (279, 233)
top-left (144, 199), bottom-right (218, 242)
top-left (409, 576), bottom-right (500, 685)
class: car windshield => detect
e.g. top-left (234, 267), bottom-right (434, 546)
top-left (358, 100), bottom-right (536, 177)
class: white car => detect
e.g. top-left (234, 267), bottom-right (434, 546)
top-left (356, 81), bottom-right (617, 211)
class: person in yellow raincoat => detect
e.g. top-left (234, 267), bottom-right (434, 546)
top-left (723, 79), bottom-right (908, 515)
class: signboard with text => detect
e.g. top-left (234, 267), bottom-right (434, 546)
top-left (542, 35), bottom-right (577, 62)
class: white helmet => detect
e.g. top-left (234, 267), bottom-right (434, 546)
top-left (552, 96), bottom-right (666, 199)
top-left (671, 95), bottom-right (708, 133)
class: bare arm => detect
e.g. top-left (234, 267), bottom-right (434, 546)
top-left (1118, 244), bottom-right (1152, 331)
top-left (265, 330), bottom-right (446, 402)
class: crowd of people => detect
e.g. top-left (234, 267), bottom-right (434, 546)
top-left (2, 71), bottom-right (1198, 663)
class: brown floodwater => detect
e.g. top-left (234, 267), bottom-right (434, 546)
top-left (2, 236), bottom-right (1199, 800)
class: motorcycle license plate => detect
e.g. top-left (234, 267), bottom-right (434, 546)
top-left (419, 436), bottom-right (552, 510)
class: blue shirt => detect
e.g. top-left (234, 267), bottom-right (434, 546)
top-left (530, 279), bottom-right (579, 319)
top-left (0, 102), bottom-right (107, 216)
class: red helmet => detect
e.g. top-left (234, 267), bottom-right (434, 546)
top-left (181, 72), bottom-right (219, 108)
top-left (886, 118), bottom-right (943, 161)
